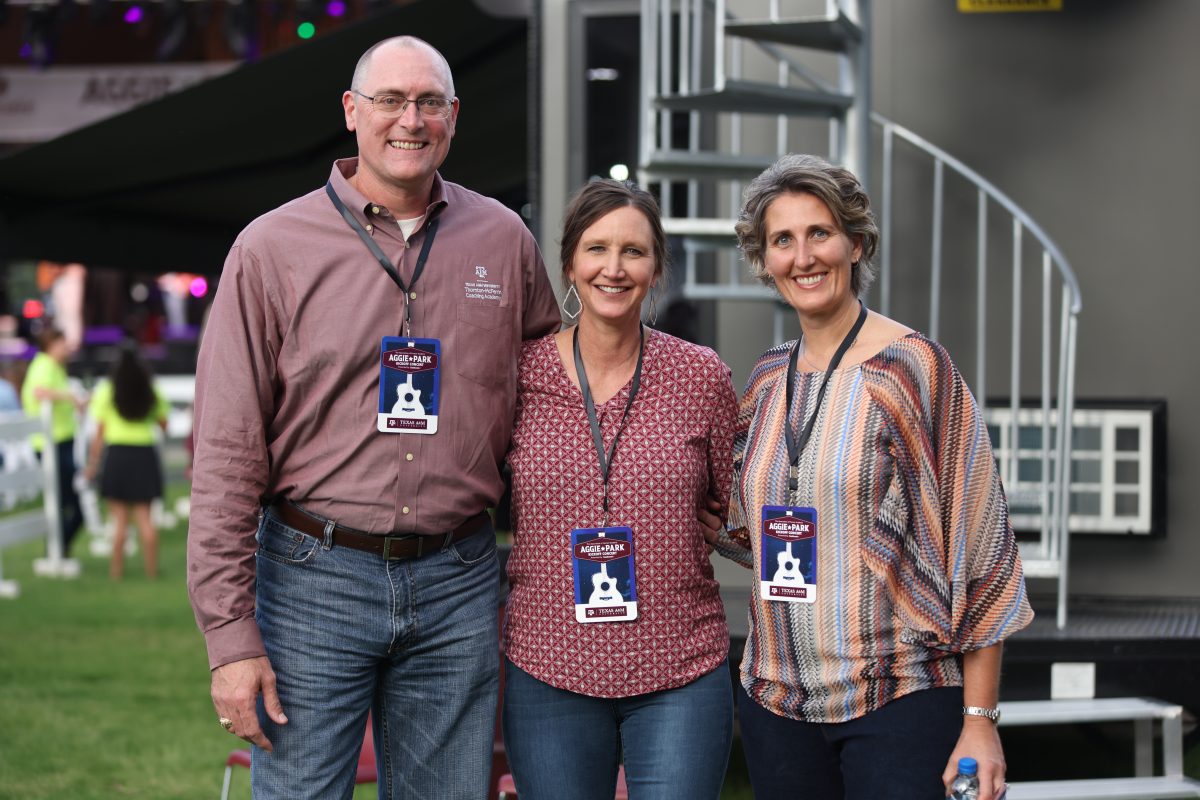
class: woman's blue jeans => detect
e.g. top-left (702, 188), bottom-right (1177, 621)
top-left (502, 658), bottom-right (733, 800)
top-left (250, 507), bottom-right (501, 800)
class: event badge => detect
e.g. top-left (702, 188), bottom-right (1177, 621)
top-left (759, 506), bottom-right (817, 603)
top-left (571, 527), bottom-right (638, 623)
top-left (377, 337), bottom-right (440, 434)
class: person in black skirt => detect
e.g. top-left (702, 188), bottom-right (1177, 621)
top-left (85, 347), bottom-right (169, 580)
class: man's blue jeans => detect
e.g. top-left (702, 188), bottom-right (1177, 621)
top-left (502, 658), bottom-right (733, 800)
top-left (251, 507), bottom-right (500, 800)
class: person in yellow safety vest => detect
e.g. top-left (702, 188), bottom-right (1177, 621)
top-left (21, 327), bottom-right (87, 557)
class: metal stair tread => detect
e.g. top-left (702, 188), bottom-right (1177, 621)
top-left (655, 79), bottom-right (852, 116)
top-left (724, 12), bottom-right (862, 52)
top-left (998, 697), bottom-right (1182, 726)
top-left (1005, 776), bottom-right (1200, 799)
top-left (681, 283), bottom-right (777, 301)
top-left (662, 217), bottom-right (737, 240)
top-left (641, 151), bottom-right (775, 181)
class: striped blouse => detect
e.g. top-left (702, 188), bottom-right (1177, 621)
top-left (714, 332), bottom-right (1033, 723)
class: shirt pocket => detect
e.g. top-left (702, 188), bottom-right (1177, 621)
top-left (455, 302), bottom-right (515, 388)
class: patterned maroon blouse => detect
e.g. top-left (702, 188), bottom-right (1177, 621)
top-left (504, 329), bottom-right (738, 697)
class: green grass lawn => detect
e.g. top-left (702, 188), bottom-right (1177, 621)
top-left (0, 486), bottom-right (233, 799)
top-left (0, 487), bottom-right (753, 799)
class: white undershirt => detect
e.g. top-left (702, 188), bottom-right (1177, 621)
top-left (397, 216), bottom-right (424, 240)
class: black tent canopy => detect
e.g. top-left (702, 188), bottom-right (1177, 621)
top-left (0, 0), bottom-right (529, 274)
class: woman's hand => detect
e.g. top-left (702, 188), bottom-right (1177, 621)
top-left (947, 644), bottom-right (1007, 799)
top-left (943, 717), bottom-right (1006, 799)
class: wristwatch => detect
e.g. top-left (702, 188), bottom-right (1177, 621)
top-left (963, 705), bottom-right (1001, 723)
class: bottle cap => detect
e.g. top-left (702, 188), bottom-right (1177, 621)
top-left (958, 757), bottom-right (978, 776)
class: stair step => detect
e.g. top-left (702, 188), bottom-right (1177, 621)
top-left (655, 79), bottom-right (852, 116)
top-left (663, 217), bottom-right (737, 244)
top-left (682, 283), bottom-right (776, 301)
top-left (641, 151), bottom-right (774, 182)
top-left (1006, 776), bottom-right (1200, 799)
top-left (724, 12), bottom-right (862, 52)
top-left (998, 697), bottom-right (1183, 727)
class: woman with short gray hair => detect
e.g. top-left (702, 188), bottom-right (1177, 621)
top-left (702, 154), bottom-right (1031, 800)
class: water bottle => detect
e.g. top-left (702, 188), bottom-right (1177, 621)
top-left (949, 757), bottom-right (980, 799)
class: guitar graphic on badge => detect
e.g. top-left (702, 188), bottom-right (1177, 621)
top-left (772, 540), bottom-right (805, 584)
top-left (588, 562), bottom-right (624, 605)
top-left (391, 372), bottom-right (426, 418)
top-left (378, 337), bottom-right (439, 434)
top-left (759, 505), bottom-right (817, 603)
top-left (572, 527), bottom-right (638, 622)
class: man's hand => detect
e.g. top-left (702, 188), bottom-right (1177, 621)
top-left (211, 655), bottom-right (288, 751)
top-left (697, 496), bottom-right (724, 553)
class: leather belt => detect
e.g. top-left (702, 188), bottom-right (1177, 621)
top-left (269, 501), bottom-right (490, 561)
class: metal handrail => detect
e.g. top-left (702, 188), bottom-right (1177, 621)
top-left (873, 113), bottom-right (1083, 313)
top-left (873, 112), bottom-right (1082, 629)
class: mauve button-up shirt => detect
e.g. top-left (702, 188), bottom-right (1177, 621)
top-left (187, 159), bottom-right (561, 669)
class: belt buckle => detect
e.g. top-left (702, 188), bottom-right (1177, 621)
top-left (381, 535), bottom-right (410, 561)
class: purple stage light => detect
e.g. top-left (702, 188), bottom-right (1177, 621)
top-left (124, 5), bottom-right (144, 23)
top-left (190, 276), bottom-right (209, 298)
top-left (326, 0), bottom-right (346, 17)
top-left (19, 43), bottom-right (32, 58)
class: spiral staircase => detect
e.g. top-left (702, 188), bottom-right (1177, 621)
top-left (637, 0), bottom-right (1079, 627)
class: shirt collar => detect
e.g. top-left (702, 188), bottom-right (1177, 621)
top-left (330, 158), bottom-right (449, 224)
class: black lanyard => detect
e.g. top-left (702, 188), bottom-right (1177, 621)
top-left (326, 181), bottom-right (440, 337)
top-left (783, 301), bottom-right (868, 499)
top-left (573, 325), bottom-right (645, 526)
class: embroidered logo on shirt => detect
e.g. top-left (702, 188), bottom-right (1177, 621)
top-left (464, 264), bottom-right (503, 302)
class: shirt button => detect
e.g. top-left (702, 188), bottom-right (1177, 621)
top-left (409, 291), bottom-right (417, 300)
top-left (365, 224), bottom-right (373, 232)
top-left (402, 506), bottom-right (410, 514)
top-left (371, 206), bottom-right (380, 214)
top-left (406, 453), bottom-right (414, 461)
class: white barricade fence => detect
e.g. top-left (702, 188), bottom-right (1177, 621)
top-left (0, 402), bottom-right (79, 599)
top-left (1, 374), bottom-right (197, 590)
top-left (155, 374), bottom-right (195, 527)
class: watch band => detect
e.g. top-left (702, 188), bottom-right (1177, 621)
top-left (963, 705), bottom-right (1001, 723)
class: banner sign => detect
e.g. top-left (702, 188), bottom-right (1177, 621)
top-left (0, 63), bottom-right (237, 143)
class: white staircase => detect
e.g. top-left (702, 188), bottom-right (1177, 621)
top-left (638, 0), bottom-right (1081, 630)
top-left (1000, 698), bottom-right (1200, 799)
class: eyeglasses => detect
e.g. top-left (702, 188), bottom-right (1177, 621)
top-left (352, 90), bottom-right (455, 119)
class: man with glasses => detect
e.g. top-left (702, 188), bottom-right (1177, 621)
top-left (187, 36), bottom-right (560, 799)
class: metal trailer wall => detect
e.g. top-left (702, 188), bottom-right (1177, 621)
top-left (867, 0), bottom-right (1199, 601)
